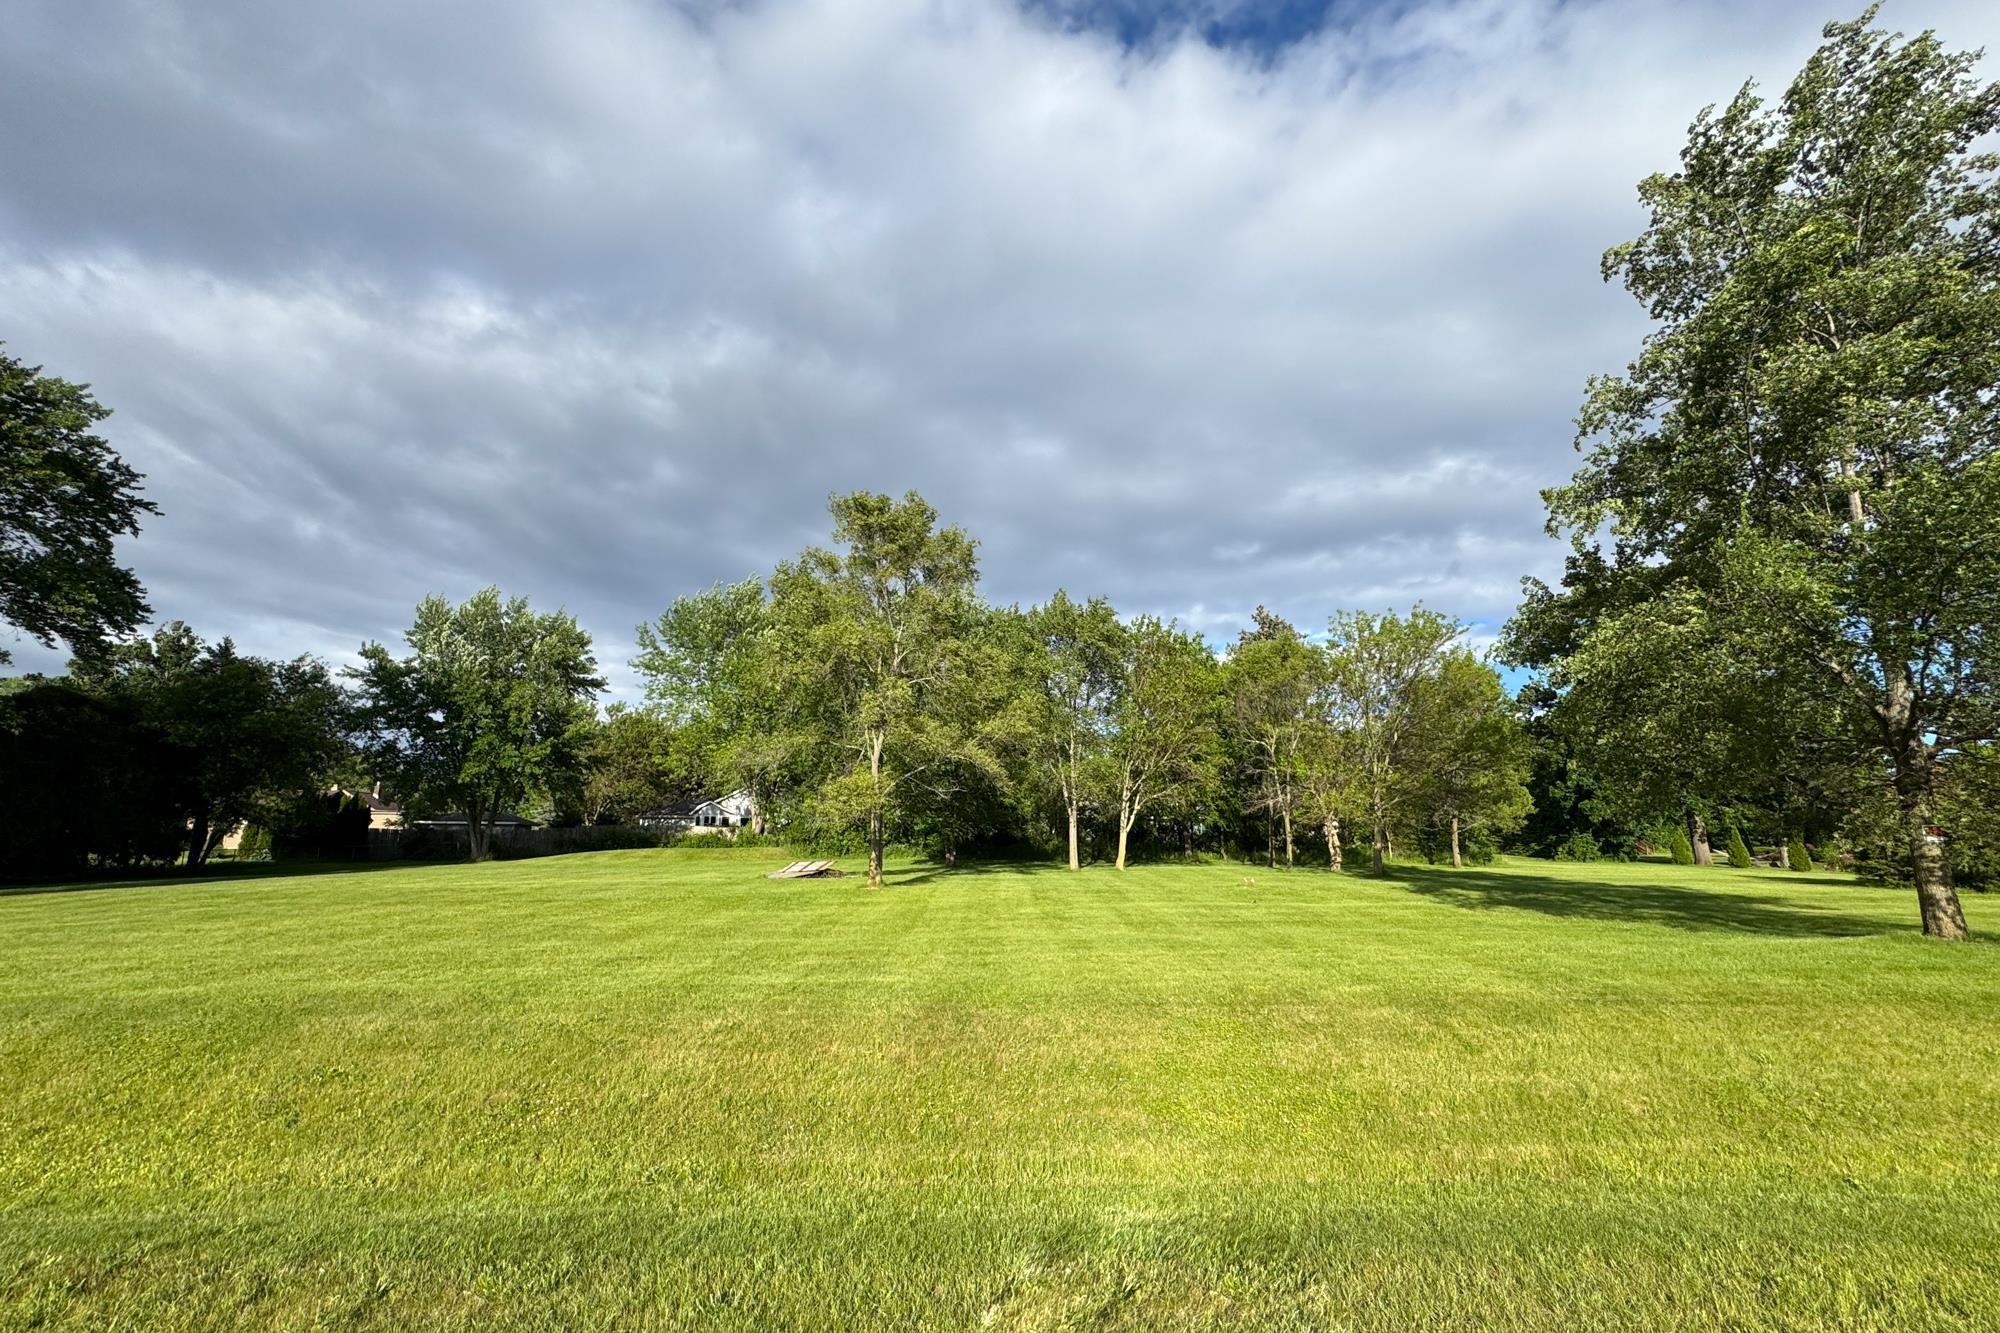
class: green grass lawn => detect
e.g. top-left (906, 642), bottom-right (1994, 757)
top-left (3, 852), bottom-right (1997, 1330)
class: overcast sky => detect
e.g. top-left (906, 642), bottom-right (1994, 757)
top-left (4, 0), bottom-right (1996, 694)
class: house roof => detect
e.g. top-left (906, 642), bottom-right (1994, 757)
top-left (639, 789), bottom-right (750, 820)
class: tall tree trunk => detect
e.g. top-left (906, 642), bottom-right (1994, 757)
top-left (186, 812), bottom-right (211, 867)
top-left (1324, 816), bottom-right (1341, 871)
top-left (1688, 812), bottom-right (1712, 866)
top-left (1067, 801), bottom-right (1080, 872)
top-left (1371, 823), bottom-right (1387, 876)
top-left (1281, 804), bottom-right (1294, 869)
top-left (467, 797), bottom-right (489, 862)
top-left (867, 733), bottom-right (885, 888)
top-left (1895, 757), bottom-right (1969, 940)
top-left (1450, 816), bottom-right (1461, 869)
top-left (1116, 812), bottom-right (1132, 871)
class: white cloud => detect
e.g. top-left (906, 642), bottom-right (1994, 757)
top-left (2, 0), bottom-right (1995, 688)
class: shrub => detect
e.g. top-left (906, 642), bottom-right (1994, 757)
top-left (236, 824), bottom-right (273, 863)
top-left (1789, 834), bottom-right (1813, 872)
top-left (1726, 827), bottom-right (1752, 869)
top-left (1669, 828), bottom-right (1695, 865)
top-left (1553, 832), bottom-right (1602, 862)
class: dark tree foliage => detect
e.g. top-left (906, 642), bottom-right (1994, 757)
top-left (73, 623), bottom-right (352, 866)
top-left (0, 346), bottom-right (157, 664)
top-left (0, 678), bottom-right (185, 878)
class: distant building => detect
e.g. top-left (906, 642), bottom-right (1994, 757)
top-left (360, 782), bottom-right (402, 830)
top-left (638, 788), bottom-right (755, 834)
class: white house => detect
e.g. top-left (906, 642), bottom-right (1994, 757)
top-left (639, 788), bottom-right (756, 834)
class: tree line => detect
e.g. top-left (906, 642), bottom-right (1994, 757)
top-left (629, 491), bottom-right (1530, 886)
top-left (2, 10), bottom-right (1995, 935)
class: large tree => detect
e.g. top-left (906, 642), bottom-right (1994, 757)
top-left (73, 623), bottom-right (351, 865)
top-left (1107, 616), bottom-right (1223, 871)
top-left (350, 589), bottom-right (603, 860)
top-left (1226, 608), bottom-right (1319, 868)
top-left (764, 492), bottom-right (1000, 886)
top-left (1, 346), bottom-right (156, 664)
top-left (1019, 591), bottom-right (1125, 871)
top-left (577, 704), bottom-right (686, 826)
top-left (1324, 608), bottom-right (1464, 875)
top-left (1514, 9), bottom-right (2000, 937)
top-left (635, 577), bottom-right (794, 831)
top-left (1405, 651), bottom-right (1533, 868)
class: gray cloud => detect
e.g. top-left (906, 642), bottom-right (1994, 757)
top-left (4, 0), bottom-right (1996, 691)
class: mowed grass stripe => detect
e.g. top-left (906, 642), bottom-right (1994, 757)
top-left (3, 852), bottom-right (1997, 1329)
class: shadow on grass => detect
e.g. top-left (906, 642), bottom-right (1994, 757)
top-left (1392, 862), bottom-right (1895, 938)
top-left (0, 859), bottom-right (432, 899)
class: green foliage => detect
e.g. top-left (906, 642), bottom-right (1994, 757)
top-left (1225, 608), bottom-right (1317, 866)
top-left (1404, 650), bottom-right (1534, 866)
top-left (1553, 832), bottom-right (1604, 863)
top-left (1015, 591), bottom-right (1125, 866)
top-left (72, 622), bottom-right (352, 865)
top-left (235, 824), bottom-right (273, 862)
top-left (1506, 10), bottom-right (2000, 936)
top-left (0, 345), bottom-right (157, 664)
top-left (0, 677), bottom-right (185, 878)
top-left (1106, 615), bottom-right (1225, 869)
top-left (1670, 828), bottom-right (1696, 865)
top-left (1726, 827), bottom-right (1753, 869)
top-left (1319, 607), bottom-right (1466, 873)
top-left (577, 704), bottom-right (685, 826)
top-left (1790, 834), bottom-right (1815, 873)
top-left (757, 492), bottom-right (1011, 883)
top-left (350, 588), bottom-right (603, 861)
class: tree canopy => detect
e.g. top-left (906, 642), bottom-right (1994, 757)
top-left (1509, 8), bottom-right (2000, 938)
top-left (0, 346), bottom-right (156, 664)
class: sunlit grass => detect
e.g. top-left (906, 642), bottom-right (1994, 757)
top-left (3, 851), bottom-right (1996, 1329)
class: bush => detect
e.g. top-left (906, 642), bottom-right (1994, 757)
top-left (1789, 834), bottom-right (1813, 872)
top-left (236, 824), bottom-right (273, 863)
top-left (1669, 828), bottom-right (1696, 865)
top-left (1553, 832), bottom-right (1602, 862)
top-left (1726, 827), bottom-right (1752, 869)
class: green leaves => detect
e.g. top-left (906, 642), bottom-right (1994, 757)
top-left (0, 345), bottom-right (157, 663)
top-left (351, 589), bottom-right (603, 857)
top-left (1514, 9), bottom-right (2000, 932)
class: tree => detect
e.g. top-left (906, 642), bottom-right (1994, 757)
top-left (635, 578), bottom-right (793, 832)
top-left (1505, 682), bottom-right (1640, 860)
top-left (73, 622), bottom-right (352, 865)
top-left (350, 589), bottom-right (603, 861)
top-left (1406, 652), bottom-right (1533, 868)
top-left (1297, 708), bottom-right (1365, 871)
top-left (1515, 590), bottom-right (1746, 866)
top-left (0, 676), bottom-right (185, 878)
top-left (1324, 608), bottom-right (1464, 875)
top-left (763, 492), bottom-right (999, 887)
top-left (1018, 591), bottom-right (1124, 870)
top-left (578, 704), bottom-right (684, 826)
top-left (1226, 608), bottom-right (1318, 868)
top-left (1515, 10), bottom-right (2000, 938)
top-left (1, 346), bottom-right (157, 664)
top-left (1726, 826), bottom-right (1754, 869)
top-left (1107, 617), bottom-right (1223, 871)
top-left (1670, 827), bottom-right (1697, 865)
top-left (1789, 833), bottom-right (1815, 873)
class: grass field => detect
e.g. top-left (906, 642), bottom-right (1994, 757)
top-left (3, 851), bottom-right (1997, 1330)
